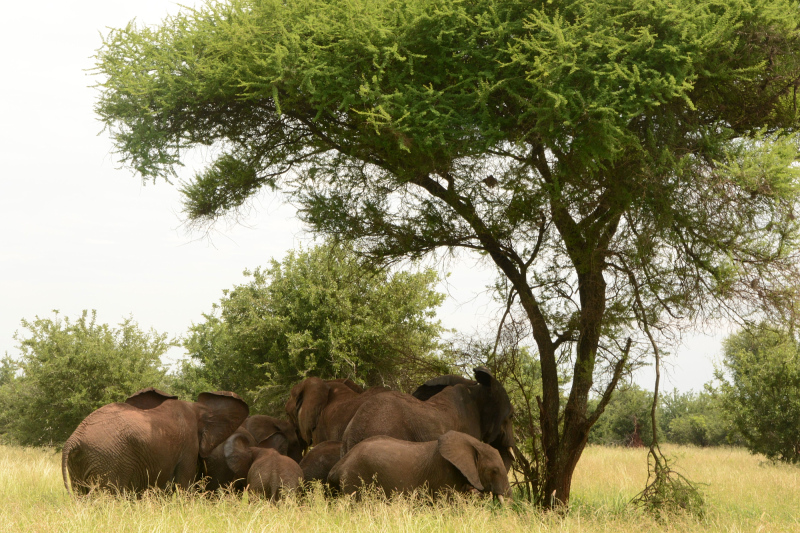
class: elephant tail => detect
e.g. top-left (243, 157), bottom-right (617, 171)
top-left (61, 439), bottom-right (75, 496)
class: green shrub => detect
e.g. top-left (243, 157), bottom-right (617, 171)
top-left (177, 242), bottom-right (449, 413)
top-left (0, 310), bottom-right (171, 447)
top-left (716, 325), bottom-right (800, 463)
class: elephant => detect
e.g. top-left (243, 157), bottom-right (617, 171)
top-left (341, 367), bottom-right (515, 470)
top-left (224, 431), bottom-right (304, 499)
top-left (299, 440), bottom-right (343, 485)
top-left (201, 424), bottom-right (293, 491)
top-left (203, 424), bottom-right (297, 492)
top-left (285, 377), bottom-right (389, 448)
top-left (328, 431), bottom-right (511, 501)
top-left (62, 388), bottom-right (249, 494)
top-left (241, 415), bottom-right (303, 462)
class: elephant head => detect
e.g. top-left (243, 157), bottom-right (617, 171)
top-left (471, 367), bottom-right (514, 453)
top-left (286, 377), bottom-right (377, 448)
top-left (286, 377), bottom-right (335, 446)
top-left (438, 431), bottom-right (512, 500)
top-left (241, 415), bottom-right (303, 463)
top-left (223, 430), bottom-right (291, 483)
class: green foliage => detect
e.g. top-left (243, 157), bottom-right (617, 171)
top-left (587, 387), bottom-right (739, 448)
top-left (0, 311), bottom-right (171, 447)
top-left (716, 325), bottom-right (800, 463)
top-left (660, 389), bottom-right (739, 447)
top-left (178, 242), bottom-right (449, 413)
top-left (589, 385), bottom-right (659, 447)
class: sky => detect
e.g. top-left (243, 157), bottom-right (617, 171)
top-left (1, 0), bottom-right (729, 392)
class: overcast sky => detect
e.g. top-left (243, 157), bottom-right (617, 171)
top-left (1, 0), bottom-right (728, 392)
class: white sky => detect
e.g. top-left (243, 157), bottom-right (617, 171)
top-left (0, 0), bottom-right (727, 392)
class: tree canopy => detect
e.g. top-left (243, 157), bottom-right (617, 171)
top-left (176, 242), bottom-right (448, 413)
top-left (95, 0), bottom-right (800, 505)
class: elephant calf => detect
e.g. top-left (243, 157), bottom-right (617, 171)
top-left (328, 431), bottom-right (511, 501)
top-left (299, 441), bottom-right (342, 485)
top-left (225, 432), bottom-right (303, 499)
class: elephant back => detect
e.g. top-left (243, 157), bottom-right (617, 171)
top-left (125, 387), bottom-right (178, 410)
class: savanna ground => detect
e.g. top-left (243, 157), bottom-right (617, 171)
top-left (1, 444), bottom-right (797, 532)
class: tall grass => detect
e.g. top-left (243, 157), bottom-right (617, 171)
top-left (1, 444), bottom-right (797, 532)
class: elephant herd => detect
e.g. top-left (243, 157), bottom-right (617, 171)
top-left (62, 367), bottom-right (514, 501)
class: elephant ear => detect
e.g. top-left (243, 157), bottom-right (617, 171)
top-left (412, 375), bottom-right (476, 401)
top-left (223, 430), bottom-right (255, 478)
top-left (473, 367), bottom-right (513, 446)
top-left (257, 432), bottom-right (290, 456)
top-left (125, 387), bottom-right (178, 410)
top-left (438, 431), bottom-right (484, 491)
top-left (242, 415), bottom-right (280, 443)
top-left (196, 391), bottom-right (250, 457)
top-left (292, 378), bottom-right (330, 445)
top-left (473, 367), bottom-right (493, 387)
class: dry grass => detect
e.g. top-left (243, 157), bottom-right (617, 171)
top-left (0, 444), bottom-right (797, 532)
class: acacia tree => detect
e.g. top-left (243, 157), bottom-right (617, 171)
top-left (95, 0), bottom-right (800, 505)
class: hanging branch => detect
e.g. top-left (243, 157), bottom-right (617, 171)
top-left (622, 261), bottom-right (705, 518)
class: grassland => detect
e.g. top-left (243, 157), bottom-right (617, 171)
top-left (0, 444), bottom-right (797, 532)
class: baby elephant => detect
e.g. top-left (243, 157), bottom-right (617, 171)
top-left (328, 431), bottom-right (511, 501)
top-left (299, 441), bottom-right (343, 486)
top-left (225, 433), bottom-right (303, 499)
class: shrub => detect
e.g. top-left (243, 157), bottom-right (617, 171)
top-left (716, 324), bottom-right (800, 463)
top-left (0, 310), bottom-right (171, 447)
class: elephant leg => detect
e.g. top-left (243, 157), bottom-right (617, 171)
top-left (172, 455), bottom-right (200, 490)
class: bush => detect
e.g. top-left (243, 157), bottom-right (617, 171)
top-left (177, 242), bottom-right (450, 413)
top-left (0, 310), bottom-right (171, 447)
top-left (660, 389), bottom-right (736, 447)
top-left (716, 324), bottom-right (800, 463)
top-left (588, 385), bottom-right (659, 447)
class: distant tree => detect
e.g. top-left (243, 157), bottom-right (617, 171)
top-left (660, 388), bottom-right (737, 447)
top-left (588, 385), bottom-right (659, 447)
top-left (0, 311), bottom-right (170, 447)
top-left (95, 0), bottom-right (800, 505)
top-left (716, 325), bottom-right (800, 463)
top-left (179, 243), bottom-right (449, 413)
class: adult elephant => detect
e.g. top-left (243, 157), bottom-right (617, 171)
top-left (285, 377), bottom-right (389, 448)
top-left (62, 388), bottom-right (249, 494)
top-left (341, 367), bottom-right (515, 470)
top-left (328, 431), bottom-right (511, 501)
